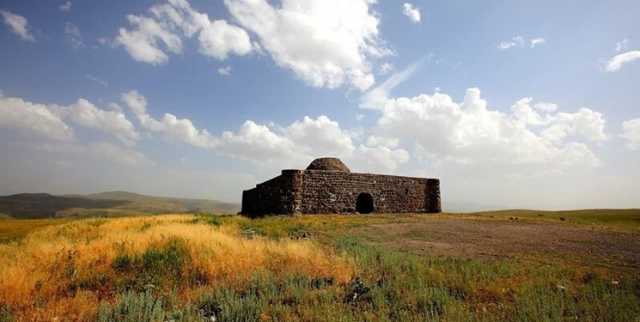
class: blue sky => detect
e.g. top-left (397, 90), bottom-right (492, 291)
top-left (1, 0), bottom-right (639, 210)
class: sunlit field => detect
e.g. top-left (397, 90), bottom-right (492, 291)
top-left (0, 215), bottom-right (352, 321)
top-left (1, 211), bottom-right (639, 321)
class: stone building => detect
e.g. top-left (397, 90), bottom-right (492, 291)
top-left (241, 157), bottom-right (441, 216)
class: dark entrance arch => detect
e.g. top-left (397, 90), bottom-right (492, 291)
top-left (356, 193), bottom-right (374, 214)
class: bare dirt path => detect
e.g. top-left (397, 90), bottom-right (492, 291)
top-left (353, 215), bottom-right (640, 271)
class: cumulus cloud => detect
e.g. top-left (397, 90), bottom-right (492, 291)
top-left (217, 66), bottom-right (232, 76)
top-left (116, 0), bottom-right (252, 65)
top-left (122, 90), bottom-right (217, 148)
top-left (224, 0), bottom-right (390, 91)
top-left (605, 50), bottom-right (640, 72)
top-left (0, 94), bottom-right (141, 147)
top-left (197, 19), bottom-right (252, 60)
top-left (59, 1), bottom-right (72, 12)
top-left (498, 36), bottom-right (544, 50)
top-left (352, 144), bottom-right (409, 172)
top-left (362, 65), bottom-right (606, 173)
top-left (116, 14), bottom-right (183, 64)
top-left (402, 3), bottom-right (421, 23)
top-left (54, 99), bottom-right (140, 146)
top-left (621, 118), bottom-right (640, 150)
top-left (122, 90), bottom-right (408, 172)
top-left (0, 96), bottom-right (73, 141)
top-left (0, 10), bottom-right (35, 41)
top-left (286, 116), bottom-right (354, 156)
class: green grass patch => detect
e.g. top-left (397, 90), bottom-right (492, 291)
top-left (473, 209), bottom-right (640, 230)
top-left (110, 238), bottom-right (193, 291)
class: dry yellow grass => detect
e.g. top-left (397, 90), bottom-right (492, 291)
top-left (0, 215), bottom-right (353, 321)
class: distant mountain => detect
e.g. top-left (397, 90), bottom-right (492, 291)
top-left (0, 193), bottom-right (128, 219)
top-left (0, 191), bottom-right (240, 219)
top-left (82, 191), bottom-right (240, 214)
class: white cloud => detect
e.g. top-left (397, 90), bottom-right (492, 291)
top-left (55, 99), bottom-right (140, 146)
top-left (121, 90), bottom-right (148, 117)
top-left (379, 62), bottom-right (394, 75)
top-left (217, 66), bottom-right (232, 76)
top-left (218, 120), bottom-right (297, 161)
top-left (498, 36), bottom-right (544, 50)
top-left (529, 37), bottom-right (545, 48)
top-left (64, 22), bottom-right (84, 48)
top-left (615, 38), bottom-right (629, 52)
top-left (116, 14), bottom-right (183, 64)
top-left (540, 108), bottom-right (607, 143)
top-left (0, 10), bottom-right (35, 41)
top-left (0, 96), bottom-right (73, 141)
top-left (122, 90), bottom-right (218, 148)
top-left (0, 94), bottom-right (140, 147)
top-left (605, 50), bottom-right (640, 72)
top-left (402, 3), bottom-right (421, 23)
top-left (122, 90), bottom-right (408, 172)
top-left (352, 144), bottom-right (409, 172)
top-left (361, 59), bottom-right (423, 109)
top-left (197, 19), bottom-right (253, 60)
top-left (498, 36), bottom-right (524, 50)
top-left (286, 115), bottom-right (354, 156)
top-left (621, 118), bottom-right (640, 150)
top-left (225, 0), bottom-right (390, 91)
top-left (366, 135), bottom-right (399, 148)
top-left (364, 74), bottom-right (605, 172)
top-left (497, 41), bottom-right (516, 50)
top-left (533, 102), bottom-right (558, 113)
top-left (116, 0), bottom-right (252, 65)
top-left (59, 1), bottom-right (72, 12)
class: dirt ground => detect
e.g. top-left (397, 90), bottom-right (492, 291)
top-left (353, 215), bottom-right (640, 272)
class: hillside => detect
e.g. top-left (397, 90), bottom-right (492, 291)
top-left (0, 191), bottom-right (239, 219)
top-left (83, 191), bottom-right (239, 214)
top-left (0, 193), bottom-right (128, 219)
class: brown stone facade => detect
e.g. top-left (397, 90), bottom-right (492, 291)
top-left (241, 158), bottom-right (441, 216)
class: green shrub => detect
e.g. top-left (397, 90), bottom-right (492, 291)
top-left (197, 288), bottom-right (264, 322)
top-left (0, 304), bottom-right (13, 322)
top-left (112, 254), bottom-right (132, 272)
top-left (110, 238), bottom-right (192, 291)
top-left (96, 291), bottom-right (166, 322)
top-left (141, 239), bottom-right (188, 276)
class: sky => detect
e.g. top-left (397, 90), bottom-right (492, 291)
top-left (1, 0), bottom-right (639, 210)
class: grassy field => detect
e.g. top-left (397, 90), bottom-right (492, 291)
top-left (0, 210), bottom-right (639, 321)
top-left (469, 209), bottom-right (640, 231)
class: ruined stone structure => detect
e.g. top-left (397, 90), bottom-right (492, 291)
top-left (241, 157), bottom-right (441, 216)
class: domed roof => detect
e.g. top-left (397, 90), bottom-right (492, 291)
top-left (306, 157), bottom-right (351, 172)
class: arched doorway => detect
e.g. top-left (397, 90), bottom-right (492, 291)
top-left (356, 193), bottom-right (374, 214)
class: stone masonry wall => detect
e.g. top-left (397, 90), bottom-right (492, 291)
top-left (241, 169), bottom-right (441, 216)
top-left (241, 170), bottom-right (303, 217)
top-left (297, 171), bottom-right (440, 214)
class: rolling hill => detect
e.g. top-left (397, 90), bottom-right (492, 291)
top-left (0, 191), bottom-right (240, 219)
